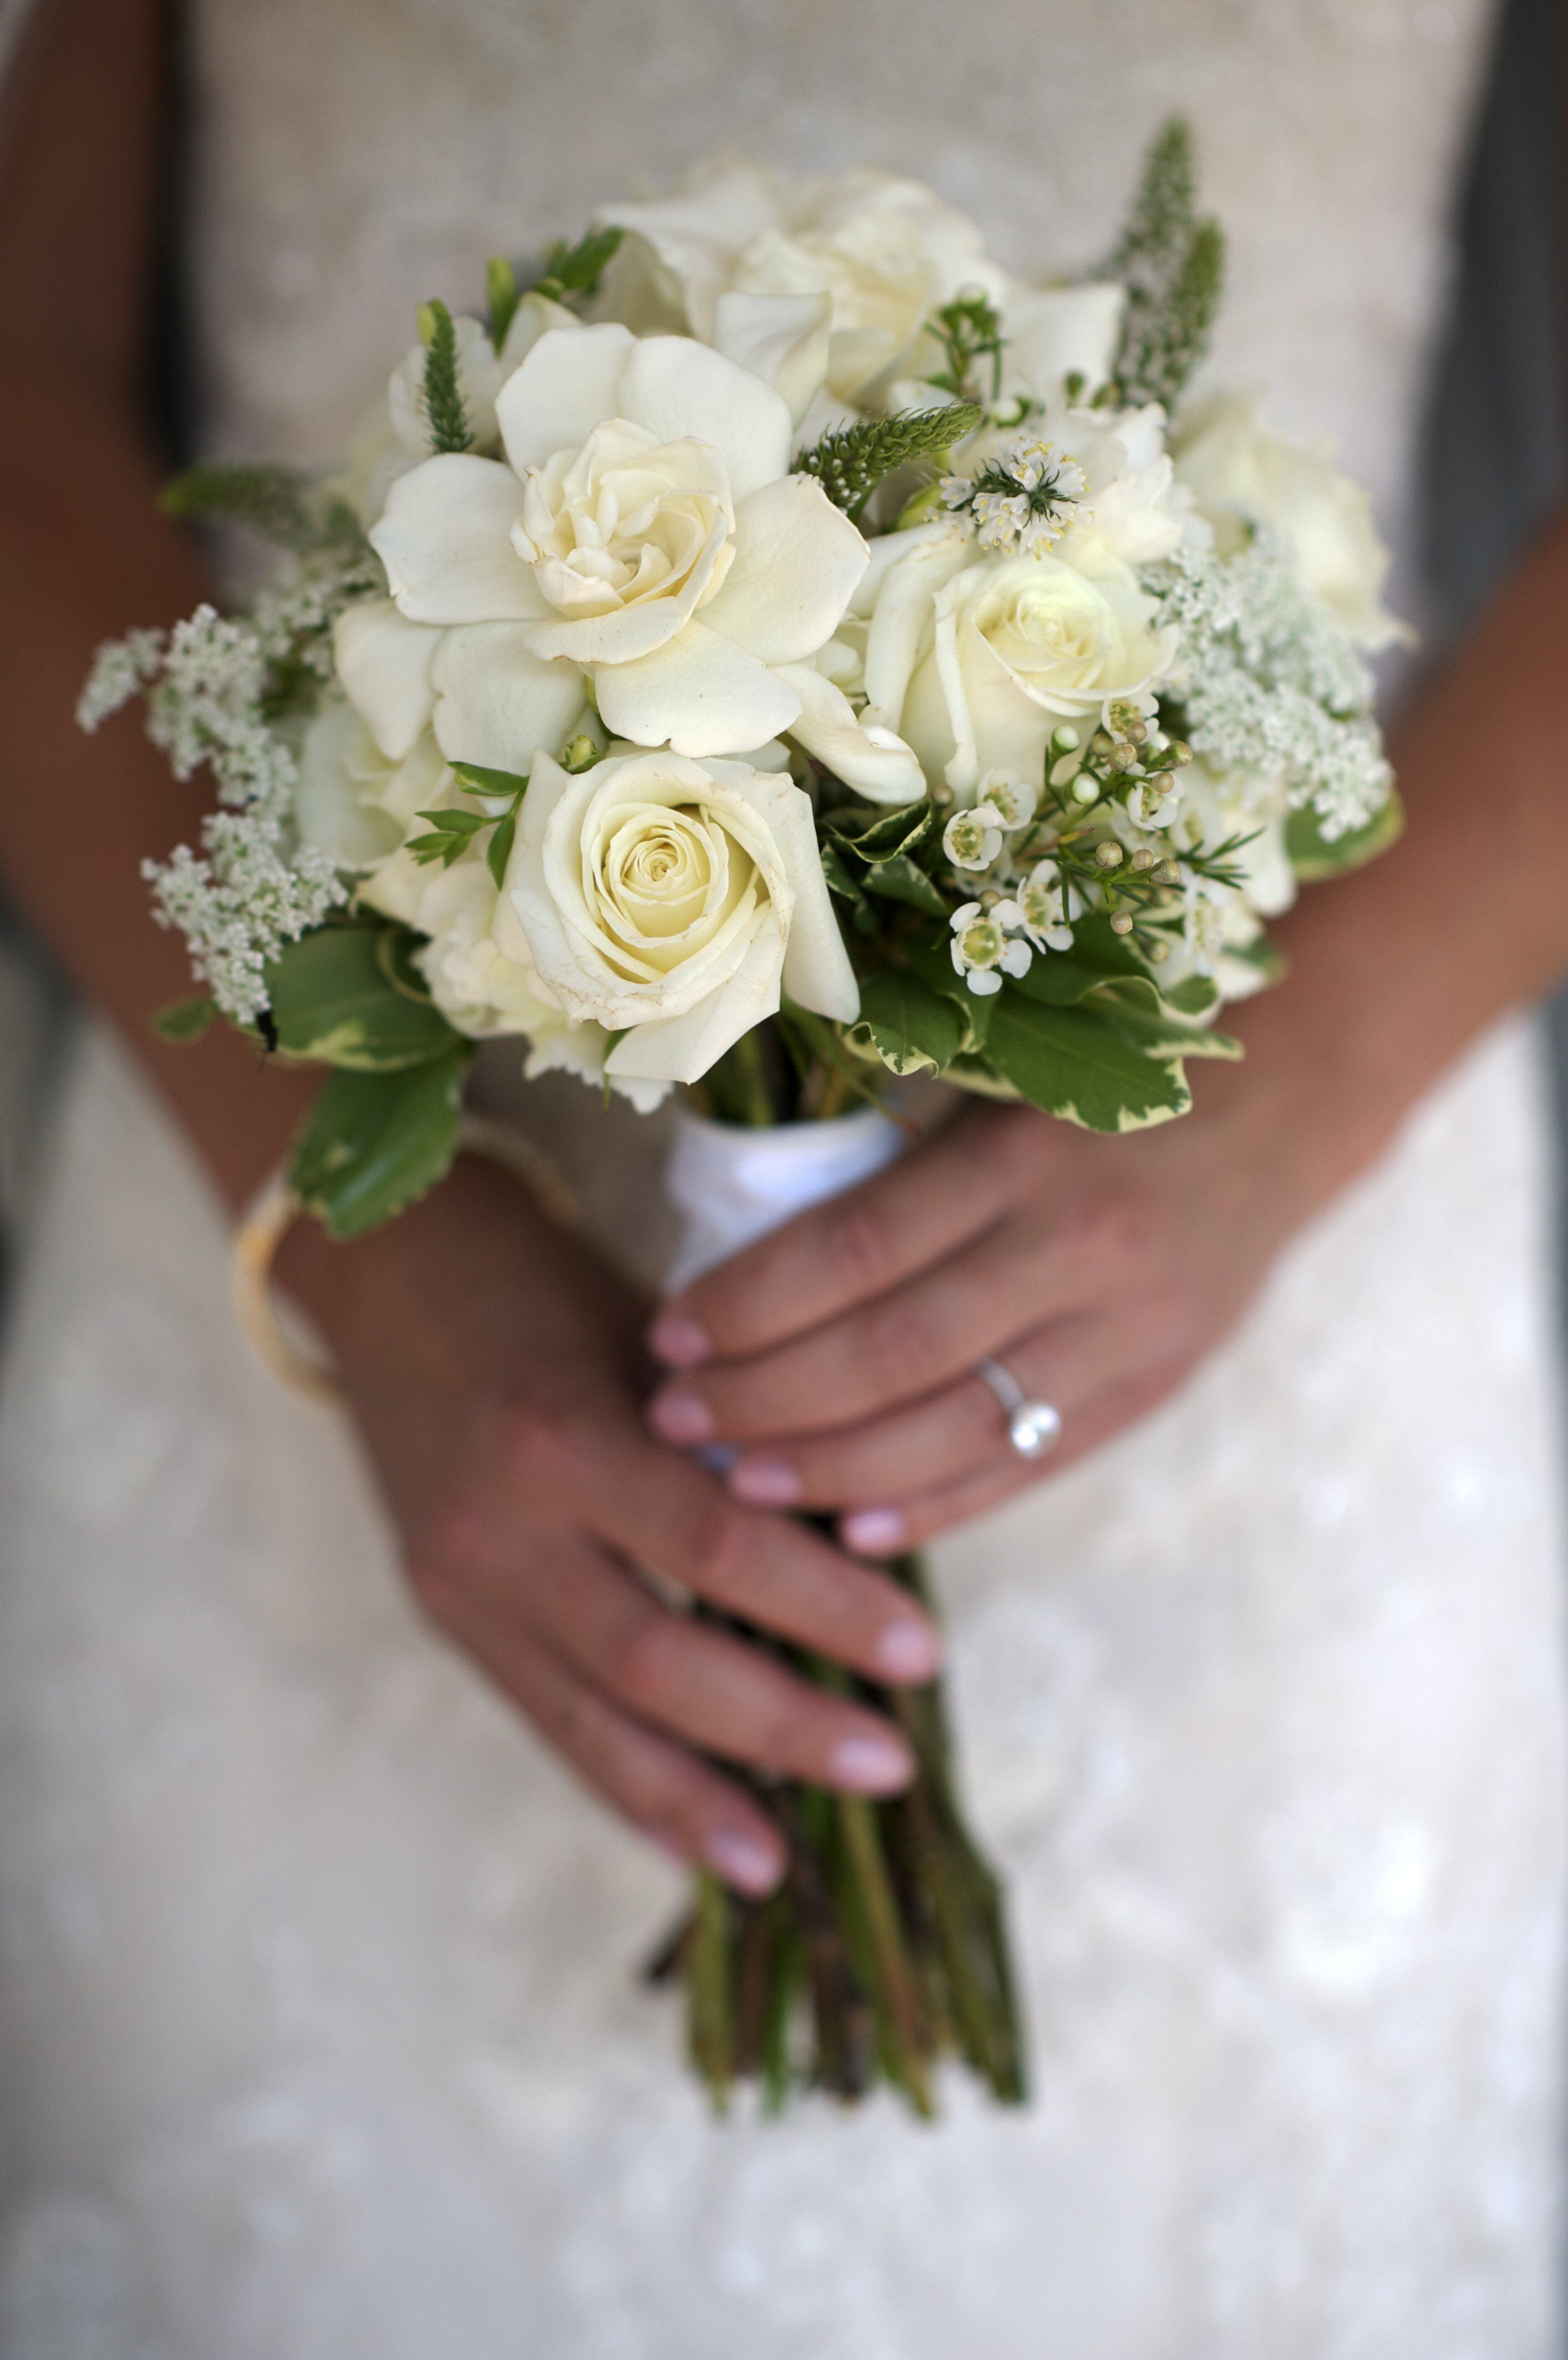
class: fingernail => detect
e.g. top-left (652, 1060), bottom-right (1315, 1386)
top-left (648, 1388), bottom-right (716, 1445)
top-left (830, 1734), bottom-right (914, 1794)
top-left (842, 1507), bottom-right (907, 1557)
top-left (648, 1313), bottom-right (711, 1369)
top-left (874, 1619), bottom-right (943, 1683)
top-left (729, 1457), bottom-right (802, 1507)
top-left (704, 1829), bottom-right (782, 1894)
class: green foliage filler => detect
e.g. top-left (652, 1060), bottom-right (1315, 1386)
top-left (159, 463), bottom-right (364, 557)
top-left (289, 1042), bottom-right (474, 1239)
top-left (415, 298), bottom-right (475, 455)
top-left (486, 255), bottom-right (522, 351)
top-left (1286, 787), bottom-right (1405, 881)
top-left (1109, 118), bottom-right (1225, 410)
top-left (793, 404), bottom-right (984, 522)
top-left (534, 224), bottom-right (625, 304)
top-left (150, 993), bottom-right (219, 1044)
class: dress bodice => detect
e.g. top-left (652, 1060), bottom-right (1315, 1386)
top-left (189, 0), bottom-right (1496, 591)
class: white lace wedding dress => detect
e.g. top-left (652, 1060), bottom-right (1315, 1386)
top-left (3, 3), bottom-right (1566, 2354)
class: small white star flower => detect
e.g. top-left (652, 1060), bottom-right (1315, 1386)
top-left (941, 434), bottom-right (1090, 556)
top-left (943, 801), bottom-right (1007, 871)
top-left (949, 898), bottom-right (1033, 994)
top-left (975, 766), bottom-right (1037, 830)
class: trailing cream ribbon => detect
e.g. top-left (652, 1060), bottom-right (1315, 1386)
top-left (232, 1116), bottom-right (581, 1403)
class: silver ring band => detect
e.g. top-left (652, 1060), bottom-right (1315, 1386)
top-left (976, 1356), bottom-right (1063, 1460)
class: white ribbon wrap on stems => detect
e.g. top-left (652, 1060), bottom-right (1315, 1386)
top-left (663, 1105), bottom-right (905, 1295)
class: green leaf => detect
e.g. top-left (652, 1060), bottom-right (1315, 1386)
top-left (536, 224), bottom-right (625, 302)
top-left (150, 992), bottom-right (219, 1044)
top-left (861, 852), bottom-right (949, 917)
top-left (486, 811), bottom-right (517, 889)
top-left (415, 298), bottom-right (474, 455)
top-left (264, 924), bottom-right (460, 1070)
top-left (902, 939), bottom-right (994, 1053)
top-left (827, 798), bottom-right (935, 861)
top-left (1085, 978), bottom-right (1241, 1062)
top-left (487, 255), bottom-right (521, 351)
top-left (849, 968), bottom-right (965, 1077)
top-left (290, 1045), bottom-right (473, 1239)
top-left (414, 807), bottom-right (488, 837)
top-left (984, 991), bottom-right (1192, 1131)
top-left (1007, 953), bottom-right (1115, 1007)
top-left (819, 842), bottom-right (867, 906)
top-left (1286, 787), bottom-right (1404, 881)
top-left (793, 404), bottom-right (984, 522)
top-left (1162, 970), bottom-right (1221, 1016)
top-left (449, 759), bottom-right (530, 801)
top-left (1063, 909), bottom-right (1159, 978)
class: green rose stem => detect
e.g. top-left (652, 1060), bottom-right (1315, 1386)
top-left (666, 1027), bottom-right (1026, 2114)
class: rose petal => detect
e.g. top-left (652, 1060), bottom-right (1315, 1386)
top-left (729, 767), bottom-right (859, 1020)
top-left (593, 622), bottom-right (801, 759)
top-left (701, 476), bottom-right (868, 665)
top-left (605, 916), bottom-right (787, 1085)
top-left (494, 322), bottom-right (638, 477)
top-left (713, 289), bottom-right (832, 425)
top-left (370, 455), bottom-right (543, 625)
top-left (618, 337), bottom-right (792, 503)
top-left (773, 662), bottom-right (928, 805)
top-left (429, 623), bottom-right (587, 770)
top-left (1001, 283), bottom-right (1126, 403)
top-left (332, 598), bottom-right (440, 760)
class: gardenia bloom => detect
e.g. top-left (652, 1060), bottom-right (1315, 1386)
top-left (508, 745), bottom-right (858, 1088)
top-left (1172, 393), bottom-right (1407, 649)
top-left (365, 323), bottom-right (868, 770)
top-left (598, 162), bottom-right (1009, 407)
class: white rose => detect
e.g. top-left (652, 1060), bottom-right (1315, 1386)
top-left (292, 694), bottom-right (425, 870)
top-left (599, 161), bottom-right (1007, 405)
top-left (996, 283), bottom-right (1127, 406)
top-left (366, 323), bottom-right (868, 769)
top-left (509, 745), bottom-right (858, 1087)
top-left (852, 526), bottom-right (1177, 795)
top-left (1172, 394), bottom-right (1407, 649)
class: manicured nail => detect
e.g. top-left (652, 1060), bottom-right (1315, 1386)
top-left (648, 1388), bottom-right (716, 1445)
top-left (729, 1457), bottom-right (802, 1507)
top-left (830, 1733), bottom-right (914, 1794)
top-left (704, 1829), bottom-right (782, 1894)
top-left (873, 1619), bottom-right (943, 1684)
top-left (648, 1313), bottom-right (711, 1368)
top-left (841, 1506), bottom-right (907, 1557)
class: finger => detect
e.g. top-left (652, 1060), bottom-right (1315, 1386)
top-left (648, 1102), bottom-right (1028, 1368)
top-left (724, 1310), bottom-right (1133, 1513)
top-left (649, 1215), bottom-right (1106, 1448)
top-left (416, 1568), bottom-right (789, 1895)
top-left (561, 1415), bottom-right (943, 1686)
top-left (836, 1363), bottom-right (1193, 1557)
top-left (510, 1537), bottom-right (918, 1796)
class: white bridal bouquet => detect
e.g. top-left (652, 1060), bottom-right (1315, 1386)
top-left (83, 124), bottom-right (1401, 2114)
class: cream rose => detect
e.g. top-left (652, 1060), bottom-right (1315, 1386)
top-left (509, 746), bottom-right (858, 1087)
top-left (849, 528), bottom-right (1176, 796)
top-left (365, 323), bottom-right (868, 767)
top-left (1172, 394), bottom-right (1407, 649)
top-left (599, 162), bottom-right (1008, 406)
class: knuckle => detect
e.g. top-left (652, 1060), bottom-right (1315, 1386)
top-left (826, 1199), bottom-right (892, 1296)
top-left (686, 1498), bottom-right (754, 1596)
top-left (860, 1298), bottom-right (934, 1393)
top-left (602, 1610), bottom-right (680, 1715)
top-left (1072, 1196), bottom-right (1147, 1283)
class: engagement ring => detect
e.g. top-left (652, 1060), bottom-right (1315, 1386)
top-left (977, 1357), bottom-right (1063, 1460)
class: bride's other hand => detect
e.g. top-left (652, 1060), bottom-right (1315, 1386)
top-left (645, 511), bottom-right (1568, 1549)
top-left (277, 1154), bottom-right (940, 1895)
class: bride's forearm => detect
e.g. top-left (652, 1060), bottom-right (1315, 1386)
top-left (0, 0), bottom-right (318, 1208)
top-left (1202, 503), bottom-right (1568, 1206)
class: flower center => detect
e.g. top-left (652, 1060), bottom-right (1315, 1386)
top-left (515, 420), bottom-right (736, 622)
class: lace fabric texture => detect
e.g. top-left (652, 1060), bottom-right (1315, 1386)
top-left (6, 2), bottom-right (1567, 2352)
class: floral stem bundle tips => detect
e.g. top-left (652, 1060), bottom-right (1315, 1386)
top-left (85, 120), bottom-right (1402, 2112)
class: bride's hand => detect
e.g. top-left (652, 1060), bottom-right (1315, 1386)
top-left (643, 1066), bottom-right (1347, 1553)
top-left (278, 1153), bottom-right (943, 1895)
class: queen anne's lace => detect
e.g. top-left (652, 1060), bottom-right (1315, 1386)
top-left (1143, 536), bottom-right (1392, 837)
